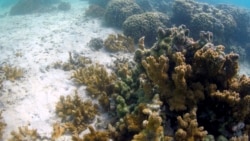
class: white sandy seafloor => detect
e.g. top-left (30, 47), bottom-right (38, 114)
top-left (0, 1), bottom-right (250, 141)
top-left (0, 1), bottom-right (123, 140)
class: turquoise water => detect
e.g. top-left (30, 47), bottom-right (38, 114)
top-left (1, 0), bottom-right (250, 9)
top-left (198, 0), bottom-right (250, 8)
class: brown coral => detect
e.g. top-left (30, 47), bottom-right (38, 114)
top-left (104, 34), bottom-right (135, 53)
top-left (71, 63), bottom-right (116, 110)
top-left (52, 52), bottom-right (92, 71)
top-left (0, 64), bottom-right (23, 82)
top-left (72, 126), bottom-right (110, 141)
top-left (8, 126), bottom-right (40, 141)
top-left (55, 92), bottom-right (99, 135)
top-left (0, 111), bottom-right (6, 140)
top-left (175, 108), bottom-right (208, 141)
top-left (229, 134), bottom-right (249, 141)
top-left (142, 55), bottom-right (169, 93)
top-left (132, 94), bottom-right (165, 141)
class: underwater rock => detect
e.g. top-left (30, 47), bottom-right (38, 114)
top-left (104, 0), bottom-right (143, 28)
top-left (57, 2), bottom-right (71, 11)
top-left (123, 12), bottom-right (170, 46)
top-left (87, 37), bottom-right (104, 50)
top-left (85, 4), bottom-right (105, 18)
top-left (88, 0), bottom-right (110, 7)
top-left (172, 0), bottom-right (237, 43)
top-left (9, 0), bottom-right (59, 15)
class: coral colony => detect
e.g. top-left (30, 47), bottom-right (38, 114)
top-left (50, 25), bottom-right (249, 140)
top-left (1, 0), bottom-right (250, 140)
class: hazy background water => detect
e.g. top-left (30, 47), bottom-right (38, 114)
top-left (1, 0), bottom-right (250, 9)
top-left (197, 0), bottom-right (250, 8)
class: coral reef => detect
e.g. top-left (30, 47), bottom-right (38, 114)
top-left (123, 12), bottom-right (170, 46)
top-left (55, 92), bottom-right (99, 136)
top-left (126, 25), bottom-right (249, 140)
top-left (104, 34), bottom-right (135, 53)
top-left (53, 23), bottom-right (250, 141)
top-left (0, 65), bottom-right (24, 82)
top-left (104, 0), bottom-right (142, 28)
top-left (57, 1), bottom-right (71, 11)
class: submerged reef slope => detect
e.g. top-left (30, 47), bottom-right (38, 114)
top-left (9, 0), bottom-right (60, 15)
top-left (61, 25), bottom-right (250, 140)
top-left (123, 12), bottom-right (170, 46)
top-left (171, 0), bottom-right (250, 61)
top-left (172, 0), bottom-right (237, 42)
top-left (107, 25), bottom-right (250, 140)
top-left (104, 0), bottom-right (143, 28)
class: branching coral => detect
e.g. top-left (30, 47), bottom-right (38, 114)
top-left (8, 126), bottom-right (40, 141)
top-left (0, 64), bottom-right (23, 82)
top-left (72, 126), bottom-right (110, 141)
top-left (132, 94), bottom-right (165, 141)
top-left (141, 55), bottom-right (169, 93)
top-left (229, 134), bottom-right (249, 141)
top-left (104, 34), bottom-right (135, 53)
top-left (175, 108), bottom-right (208, 141)
top-left (52, 52), bottom-right (92, 71)
top-left (71, 64), bottom-right (116, 110)
top-left (51, 123), bottom-right (65, 140)
top-left (194, 43), bottom-right (239, 84)
top-left (131, 25), bottom-right (247, 139)
top-left (109, 103), bottom-right (148, 140)
top-left (0, 111), bottom-right (6, 140)
top-left (141, 52), bottom-right (204, 111)
top-left (55, 92), bottom-right (99, 136)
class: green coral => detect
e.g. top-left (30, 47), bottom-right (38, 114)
top-left (132, 94), bottom-right (165, 141)
top-left (115, 95), bottom-right (129, 117)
